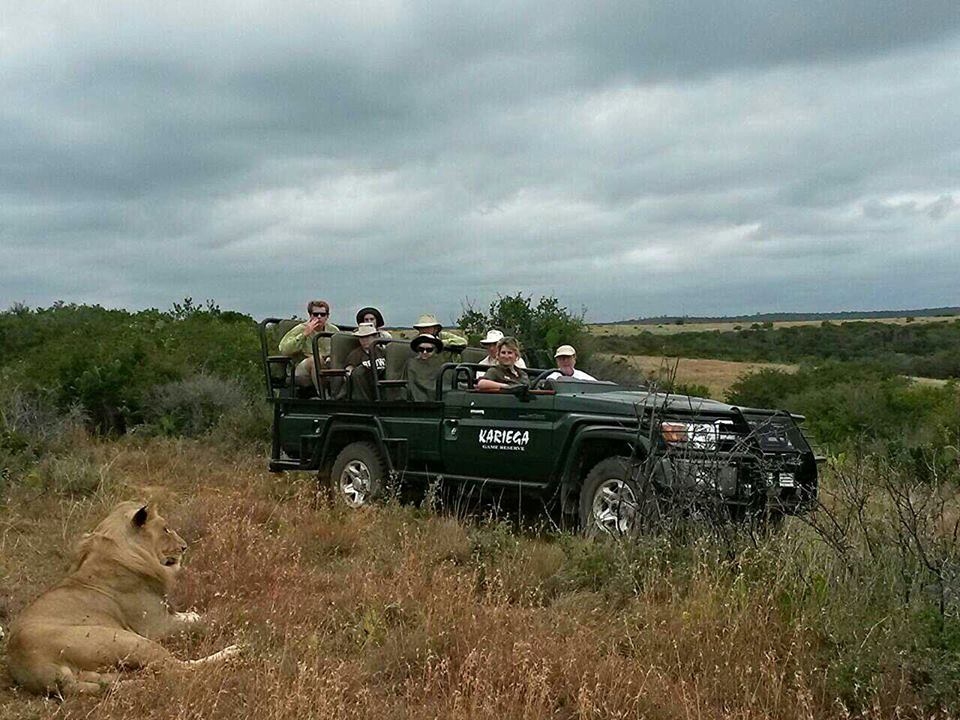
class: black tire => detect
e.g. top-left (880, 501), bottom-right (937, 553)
top-left (578, 455), bottom-right (660, 537)
top-left (330, 441), bottom-right (387, 509)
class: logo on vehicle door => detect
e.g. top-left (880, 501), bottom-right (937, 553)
top-left (478, 428), bottom-right (530, 451)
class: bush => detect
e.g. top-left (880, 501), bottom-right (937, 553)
top-left (145, 374), bottom-right (249, 438)
top-left (458, 293), bottom-right (589, 364)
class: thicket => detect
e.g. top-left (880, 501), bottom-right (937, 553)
top-left (458, 293), bottom-right (589, 366)
top-left (597, 319), bottom-right (960, 379)
top-left (726, 363), bottom-right (960, 454)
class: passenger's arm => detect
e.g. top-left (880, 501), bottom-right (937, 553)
top-left (477, 377), bottom-right (508, 391)
top-left (278, 323), bottom-right (306, 356)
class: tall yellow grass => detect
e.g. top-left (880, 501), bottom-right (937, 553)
top-left (0, 438), bottom-right (950, 718)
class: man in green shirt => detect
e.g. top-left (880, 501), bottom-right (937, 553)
top-left (279, 299), bottom-right (341, 389)
top-left (412, 313), bottom-right (467, 350)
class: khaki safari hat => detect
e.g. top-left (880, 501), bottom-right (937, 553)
top-left (413, 313), bottom-right (441, 329)
top-left (554, 345), bottom-right (577, 358)
top-left (353, 323), bottom-right (380, 338)
top-left (480, 329), bottom-right (504, 346)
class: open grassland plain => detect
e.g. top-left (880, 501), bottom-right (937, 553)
top-left (599, 353), bottom-right (798, 399)
top-left (589, 314), bottom-right (960, 336)
top-left (2, 437), bottom-right (959, 719)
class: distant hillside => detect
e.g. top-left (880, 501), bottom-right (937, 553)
top-left (602, 307), bottom-right (960, 326)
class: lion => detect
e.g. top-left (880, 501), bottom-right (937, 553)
top-left (6, 501), bottom-right (239, 696)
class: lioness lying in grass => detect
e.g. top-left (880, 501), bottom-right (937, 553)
top-left (6, 502), bottom-right (239, 696)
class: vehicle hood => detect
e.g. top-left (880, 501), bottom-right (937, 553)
top-left (554, 388), bottom-right (744, 417)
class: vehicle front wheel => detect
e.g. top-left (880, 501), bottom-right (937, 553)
top-left (330, 441), bottom-right (386, 509)
top-left (579, 456), bottom-right (660, 537)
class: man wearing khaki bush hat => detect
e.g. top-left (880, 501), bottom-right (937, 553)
top-left (547, 345), bottom-right (596, 381)
top-left (412, 313), bottom-right (467, 350)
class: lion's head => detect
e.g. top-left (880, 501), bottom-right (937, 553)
top-left (71, 502), bottom-right (188, 592)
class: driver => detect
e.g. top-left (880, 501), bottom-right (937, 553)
top-left (546, 345), bottom-right (596, 381)
top-left (477, 336), bottom-right (529, 390)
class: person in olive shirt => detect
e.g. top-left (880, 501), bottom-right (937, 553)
top-left (412, 313), bottom-right (467, 350)
top-left (477, 337), bottom-right (529, 390)
top-left (279, 299), bottom-right (341, 389)
top-left (344, 323), bottom-right (386, 401)
top-left (403, 334), bottom-right (444, 402)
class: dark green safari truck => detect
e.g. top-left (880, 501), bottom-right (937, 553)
top-left (259, 319), bottom-right (819, 535)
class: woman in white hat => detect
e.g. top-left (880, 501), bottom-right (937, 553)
top-left (344, 323), bottom-right (386, 400)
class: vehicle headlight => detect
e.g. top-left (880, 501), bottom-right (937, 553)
top-left (660, 421), bottom-right (719, 450)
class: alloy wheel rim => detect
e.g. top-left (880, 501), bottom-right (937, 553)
top-left (340, 459), bottom-right (370, 508)
top-left (592, 478), bottom-right (638, 535)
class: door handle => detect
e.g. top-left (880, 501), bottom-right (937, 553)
top-left (518, 413), bottom-right (546, 420)
top-left (469, 409), bottom-right (485, 415)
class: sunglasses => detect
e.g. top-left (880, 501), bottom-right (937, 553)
top-left (311, 311), bottom-right (328, 317)
top-left (417, 346), bottom-right (437, 354)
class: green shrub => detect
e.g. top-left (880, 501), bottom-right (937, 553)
top-left (458, 293), bottom-right (589, 364)
top-left (145, 374), bottom-right (248, 438)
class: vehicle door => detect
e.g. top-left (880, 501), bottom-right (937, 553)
top-left (440, 388), bottom-right (557, 482)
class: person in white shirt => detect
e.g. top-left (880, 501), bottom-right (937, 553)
top-left (478, 329), bottom-right (526, 368)
top-left (546, 345), bottom-right (596, 381)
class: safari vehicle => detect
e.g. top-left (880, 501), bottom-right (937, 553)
top-left (259, 319), bottom-right (819, 534)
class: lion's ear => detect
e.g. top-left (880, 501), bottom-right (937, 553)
top-left (132, 505), bottom-right (150, 528)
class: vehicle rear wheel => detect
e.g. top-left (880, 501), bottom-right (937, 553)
top-left (579, 456), bottom-right (660, 537)
top-left (330, 441), bottom-right (386, 509)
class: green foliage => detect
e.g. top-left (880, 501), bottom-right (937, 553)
top-left (0, 301), bottom-right (262, 435)
top-left (145, 374), bottom-right (249, 438)
top-left (597, 319), bottom-right (960, 379)
top-left (458, 293), bottom-right (589, 365)
top-left (728, 363), bottom-right (960, 451)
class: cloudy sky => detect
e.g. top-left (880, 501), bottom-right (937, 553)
top-left (2, 1), bottom-right (959, 324)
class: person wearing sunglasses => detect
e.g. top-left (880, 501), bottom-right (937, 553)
top-left (278, 299), bottom-right (341, 389)
top-left (403, 334), bottom-right (445, 402)
top-left (344, 323), bottom-right (386, 401)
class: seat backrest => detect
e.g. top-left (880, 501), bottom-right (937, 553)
top-left (460, 347), bottom-right (487, 364)
top-left (329, 332), bottom-right (359, 370)
top-left (384, 340), bottom-right (413, 380)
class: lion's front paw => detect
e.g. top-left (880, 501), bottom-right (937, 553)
top-left (175, 611), bottom-right (202, 624)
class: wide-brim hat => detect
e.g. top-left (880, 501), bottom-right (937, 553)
top-left (356, 306), bottom-right (385, 327)
top-left (554, 344), bottom-right (577, 357)
top-left (413, 313), bottom-right (441, 329)
top-left (353, 322), bottom-right (380, 338)
top-left (411, 334), bottom-right (443, 353)
top-left (480, 329), bottom-right (504, 345)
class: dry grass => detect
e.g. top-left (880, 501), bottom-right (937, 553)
top-left (600, 353), bottom-right (798, 399)
top-left (588, 314), bottom-right (960, 336)
top-left (0, 438), bottom-right (949, 719)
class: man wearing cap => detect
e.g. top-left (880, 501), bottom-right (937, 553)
top-left (412, 313), bottom-right (467, 350)
top-left (546, 345), bottom-right (596, 381)
top-left (344, 323), bottom-right (386, 401)
top-left (403, 334), bottom-right (445, 402)
top-left (279, 299), bottom-right (341, 388)
top-left (478, 329), bottom-right (526, 368)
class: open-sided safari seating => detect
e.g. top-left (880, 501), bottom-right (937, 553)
top-left (258, 318), bottom-right (820, 533)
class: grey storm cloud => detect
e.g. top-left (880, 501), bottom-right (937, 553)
top-left (1, 1), bottom-right (959, 322)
